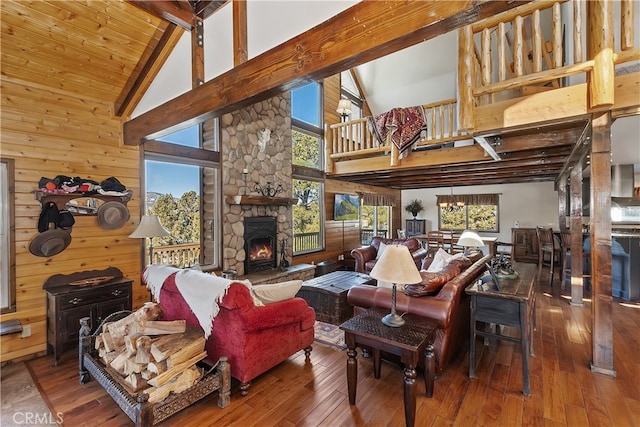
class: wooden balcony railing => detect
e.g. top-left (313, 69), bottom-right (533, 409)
top-left (326, 0), bottom-right (638, 172)
top-left (293, 232), bottom-right (321, 253)
top-left (151, 243), bottom-right (200, 268)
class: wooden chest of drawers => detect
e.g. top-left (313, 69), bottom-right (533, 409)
top-left (44, 268), bottom-right (132, 365)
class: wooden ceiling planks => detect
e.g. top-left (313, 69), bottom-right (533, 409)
top-left (1, 0), bottom-right (166, 104)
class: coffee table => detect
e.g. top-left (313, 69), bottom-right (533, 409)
top-left (340, 308), bottom-right (438, 427)
top-left (296, 270), bottom-right (375, 324)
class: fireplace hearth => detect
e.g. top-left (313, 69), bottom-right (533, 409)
top-left (244, 216), bottom-right (277, 274)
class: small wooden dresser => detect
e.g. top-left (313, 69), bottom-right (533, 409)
top-left (44, 267), bottom-right (132, 365)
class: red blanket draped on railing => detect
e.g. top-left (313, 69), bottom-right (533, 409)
top-left (367, 106), bottom-right (427, 155)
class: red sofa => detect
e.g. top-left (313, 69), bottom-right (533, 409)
top-left (351, 236), bottom-right (427, 275)
top-left (347, 251), bottom-right (490, 375)
top-left (155, 274), bottom-right (315, 395)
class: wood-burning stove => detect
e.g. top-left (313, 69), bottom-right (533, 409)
top-left (244, 216), bottom-right (277, 273)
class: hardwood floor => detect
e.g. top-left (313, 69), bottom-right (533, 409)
top-left (18, 272), bottom-right (640, 426)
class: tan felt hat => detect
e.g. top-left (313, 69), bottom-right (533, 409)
top-left (29, 229), bottom-right (72, 257)
top-left (97, 202), bottom-right (130, 230)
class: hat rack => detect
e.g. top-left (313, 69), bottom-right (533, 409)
top-left (34, 190), bottom-right (131, 216)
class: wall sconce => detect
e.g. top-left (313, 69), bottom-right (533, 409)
top-left (336, 99), bottom-right (352, 122)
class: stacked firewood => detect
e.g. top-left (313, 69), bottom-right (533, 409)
top-left (95, 303), bottom-right (207, 403)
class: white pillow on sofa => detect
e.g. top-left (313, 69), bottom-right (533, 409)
top-left (376, 242), bottom-right (388, 260)
top-left (252, 280), bottom-right (303, 305)
top-left (426, 249), bottom-right (466, 273)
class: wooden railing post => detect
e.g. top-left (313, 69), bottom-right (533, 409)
top-left (587, 0), bottom-right (614, 109)
top-left (325, 123), bottom-right (334, 174)
top-left (620, 0), bottom-right (634, 51)
top-left (458, 25), bottom-right (474, 133)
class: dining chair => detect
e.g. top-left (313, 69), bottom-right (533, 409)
top-left (426, 231), bottom-right (445, 257)
top-left (450, 231), bottom-right (464, 254)
top-left (536, 226), bottom-right (561, 287)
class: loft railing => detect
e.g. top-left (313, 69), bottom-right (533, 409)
top-left (326, 1), bottom-right (638, 172)
top-left (151, 243), bottom-right (200, 268)
top-left (459, 0), bottom-right (639, 130)
top-left (326, 99), bottom-right (467, 171)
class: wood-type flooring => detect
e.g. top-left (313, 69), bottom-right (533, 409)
top-left (9, 270), bottom-right (640, 426)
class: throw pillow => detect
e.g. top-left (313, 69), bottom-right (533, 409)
top-left (405, 262), bottom-right (461, 297)
top-left (426, 248), bottom-right (451, 272)
top-left (376, 242), bottom-right (388, 260)
top-left (252, 280), bottom-right (303, 305)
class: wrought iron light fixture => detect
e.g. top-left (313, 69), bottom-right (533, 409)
top-left (254, 181), bottom-right (284, 197)
top-left (439, 187), bottom-right (465, 210)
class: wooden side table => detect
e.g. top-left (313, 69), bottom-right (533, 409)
top-left (340, 308), bottom-right (438, 427)
top-left (466, 262), bottom-right (536, 395)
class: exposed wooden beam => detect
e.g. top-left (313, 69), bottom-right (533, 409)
top-left (129, 0), bottom-right (196, 30)
top-left (124, 0), bottom-right (529, 145)
top-left (233, 0), bottom-right (248, 66)
top-left (115, 23), bottom-right (184, 118)
top-left (194, 0), bottom-right (229, 20)
top-left (192, 17), bottom-right (205, 87)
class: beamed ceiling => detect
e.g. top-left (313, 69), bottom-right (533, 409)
top-left (1, 0), bottom-right (591, 190)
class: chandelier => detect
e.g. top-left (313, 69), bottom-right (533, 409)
top-left (439, 187), bottom-right (465, 210)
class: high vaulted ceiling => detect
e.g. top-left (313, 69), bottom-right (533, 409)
top-left (2, 1), bottom-right (637, 190)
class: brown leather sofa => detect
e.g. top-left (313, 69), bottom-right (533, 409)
top-left (351, 236), bottom-right (427, 275)
top-left (347, 251), bottom-right (491, 375)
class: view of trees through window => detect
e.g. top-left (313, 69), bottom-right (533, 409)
top-left (292, 82), bottom-right (324, 254)
top-left (440, 204), bottom-right (498, 231)
top-left (360, 205), bottom-right (389, 244)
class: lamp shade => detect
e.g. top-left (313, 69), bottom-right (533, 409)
top-left (336, 99), bottom-right (352, 116)
top-left (456, 230), bottom-right (484, 248)
top-left (369, 245), bottom-right (422, 285)
top-left (129, 215), bottom-right (170, 239)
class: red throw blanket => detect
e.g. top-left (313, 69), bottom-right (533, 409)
top-left (367, 106), bottom-right (427, 155)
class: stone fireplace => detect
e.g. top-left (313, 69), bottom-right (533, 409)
top-left (244, 216), bottom-right (277, 274)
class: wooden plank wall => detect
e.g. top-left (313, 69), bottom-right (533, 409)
top-left (0, 78), bottom-right (144, 362)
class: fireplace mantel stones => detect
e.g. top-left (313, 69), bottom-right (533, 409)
top-left (239, 264), bottom-right (316, 285)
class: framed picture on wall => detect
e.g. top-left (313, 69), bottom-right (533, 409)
top-left (334, 193), bottom-right (360, 221)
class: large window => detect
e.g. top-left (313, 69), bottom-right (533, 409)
top-left (438, 194), bottom-right (499, 232)
top-left (1, 158), bottom-right (15, 313)
top-left (292, 82), bottom-right (324, 254)
top-left (143, 123), bottom-right (221, 268)
top-left (360, 205), bottom-right (389, 245)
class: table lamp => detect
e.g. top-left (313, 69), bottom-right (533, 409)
top-left (129, 215), bottom-right (170, 265)
top-left (369, 245), bottom-right (422, 327)
top-left (456, 230), bottom-right (484, 254)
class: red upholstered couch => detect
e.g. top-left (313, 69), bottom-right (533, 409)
top-left (156, 275), bottom-right (315, 396)
top-left (351, 236), bottom-right (427, 275)
top-left (347, 251), bottom-right (490, 375)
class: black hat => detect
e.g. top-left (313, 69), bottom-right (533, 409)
top-left (100, 177), bottom-right (126, 193)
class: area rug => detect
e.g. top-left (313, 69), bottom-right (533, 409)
top-left (314, 321), bottom-right (346, 351)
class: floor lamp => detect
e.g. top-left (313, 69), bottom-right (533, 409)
top-left (129, 215), bottom-right (170, 265)
top-left (369, 245), bottom-right (422, 327)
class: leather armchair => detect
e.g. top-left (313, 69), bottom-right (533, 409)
top-left (156, 278), bottom-right (315, 396)
top-left (351, 236), bottom-right (427, 274)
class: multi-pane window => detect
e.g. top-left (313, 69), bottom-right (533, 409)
top-left (438, 194), bottom-right (499, 232)
top-left (360, 205), bottom-right (389, 245)
top-left (143, 123), bottom-right (221, 268)
top-left (291, 81), bottom-right (324, 254)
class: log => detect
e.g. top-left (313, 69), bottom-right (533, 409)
top-left (147, 351), bottom-right (206, 388)
top-left (146, 366), bottom-right (202, 404)
top-left (140, 369), bottom-right (155, 380)
top-left (124, 372), bottom-right (148, 393)
top-left (131, 320), bottom-right (186, 336)
top-left (101, 331), bottom-right (119, 353)
top-left (101, 351), bottom-right (117, 366)
top-left (166, 336), bottom-right (206, 368)
top-left (124, 358), bottom-right (144, 376)
top-left (95, 335), bottom-right (103, 350)
top-left (135, 336), bottom-right (152, 364)
top-left (147, 360), bottom-right (167, 375)
top-left (110, 350), bottom-right (134, 376)
top-left (150, 329), bottom-right (203, 362)
top-left (105, 302), bottom-right (163, 345)
top-left (124, 335), bottom-right (139, 354)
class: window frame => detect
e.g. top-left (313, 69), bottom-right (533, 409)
top-left (142, 123), bottom-right (222, 269)
top-left (1, 158), bottom-right (16, 314)
top-left (438, 195), bottom-right (500, 232)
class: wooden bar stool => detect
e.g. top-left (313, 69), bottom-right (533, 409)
top-left (536, 226), bottom-right (561, 287)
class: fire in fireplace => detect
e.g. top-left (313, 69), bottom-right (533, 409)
top-left (244, 216), bottom-right (277, 273)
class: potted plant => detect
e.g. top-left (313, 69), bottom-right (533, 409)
top-left (404, 199), bottom-right (424, 218)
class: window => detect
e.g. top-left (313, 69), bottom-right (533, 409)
top-left (143, 123), bottom-right (221, 268)
top-left (292, 81), bottom-right (324, 254)
top-left (360, 205), bottom-right (389, 245)
top-left (438, 194), bottom-right (499, 232)
top-left (1, 158), bottom-right (16, 313)
top-left (340, 70), bottom-right (363, 120)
